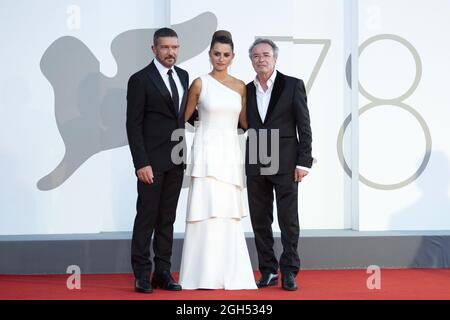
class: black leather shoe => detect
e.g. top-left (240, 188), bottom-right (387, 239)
top-left (257, 272), bottom-right (278, 288)
top-left (151, 271), bottom-right (182, 291)
top-left (281, 272), bottom-right (298, 291)
top-left (135, 276), bottom-right (153, 293)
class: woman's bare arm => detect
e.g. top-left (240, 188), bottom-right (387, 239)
top-left (184, 78), bottom-right (202, 123)
top-left (238, 81), bottom-right (248, 130)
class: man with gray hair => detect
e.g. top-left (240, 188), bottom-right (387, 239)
top-left (245, 38), bottom-right (313, 291)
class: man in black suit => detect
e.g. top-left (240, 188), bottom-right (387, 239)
top-left (246, 38), bottom-right (313, 291)
top-left (126, 28), bottom-right (191, 293)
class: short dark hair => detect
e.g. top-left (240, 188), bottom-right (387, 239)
top-left (210, 30), bottom-right (234, 51)
top-left (153, 27), bottom-right (178, 46)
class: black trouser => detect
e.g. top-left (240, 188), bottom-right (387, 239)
top-left (131, 166), bottom-right (184, 279)
top-left (247, 173), bottom-right (300, 276)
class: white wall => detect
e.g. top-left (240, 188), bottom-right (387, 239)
top-left (0, 0), bottom-right (167, 234)
top-left (357, 0), bottom-right (450, 230)
top-left (1, 0), bottom-right (448, 235)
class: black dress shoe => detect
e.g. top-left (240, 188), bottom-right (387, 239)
top-left (281, 272), bottom-right (298, 291)
top-left (151, 271), bottom-right (182, 291)
top-left (135, 276), bottom-right (153, 293)
top-left (257, 272), bottom-right (278, 288)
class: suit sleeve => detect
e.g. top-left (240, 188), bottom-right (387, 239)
top-left (126, 74), bottom-right (150, 171)
top-left (293, 79), bottom-right (313, 168)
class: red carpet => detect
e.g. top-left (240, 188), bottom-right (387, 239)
top-left (1, 269), bottom-right (450, 300)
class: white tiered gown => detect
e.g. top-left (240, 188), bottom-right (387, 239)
top-left (179, 74), bottom-right (257, 290)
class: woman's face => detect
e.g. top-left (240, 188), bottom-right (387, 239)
top-left (209, 42), bottom-right (234, 72)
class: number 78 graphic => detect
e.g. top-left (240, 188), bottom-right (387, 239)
top-left (255, 36), bottom-right (331, 95)
top-left (260, 35), bottom-right (431, 190)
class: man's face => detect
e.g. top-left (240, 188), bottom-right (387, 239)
top-left (152, 36), bottom-right (179, 68)
top-left (251, 43), bottom-right (277, 75)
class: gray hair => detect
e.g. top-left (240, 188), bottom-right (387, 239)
top-left (248, 38), bottom-right (279, 59)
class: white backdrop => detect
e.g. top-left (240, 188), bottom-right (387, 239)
top-left (1, 0), bottom-right (449, 235)
top-left (357, 0), bottom-right (450, 230)
top-left (172, 0), bottom-right (349, 233)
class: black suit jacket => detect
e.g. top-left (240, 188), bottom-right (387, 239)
top-left (245, 71), bottom-right (313, 176)
top-left (126, 61), bottom-right (190, 172)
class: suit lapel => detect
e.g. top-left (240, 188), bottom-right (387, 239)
top-left (264, 71), bottom-right (285, 124)
top-left (248, 83), bottom-right (263, 125)
top-left (146, 61), bottom-right (177, 117)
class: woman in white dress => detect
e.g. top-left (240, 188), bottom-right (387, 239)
top-left (179, 30), bottom-right (257, 290)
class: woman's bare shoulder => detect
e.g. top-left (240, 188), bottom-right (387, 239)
top-left (189, 77), bottom-right (202, 91)
top-left (229, 76), bottom-right (246, 94)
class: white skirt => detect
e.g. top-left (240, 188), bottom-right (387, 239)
top-left (179, 217), bottom-right (257, 290)
top-left (185, 176), bottom-right (249, 222)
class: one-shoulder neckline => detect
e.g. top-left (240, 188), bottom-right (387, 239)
top-left (207, 74), bottom-right (242, 98)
